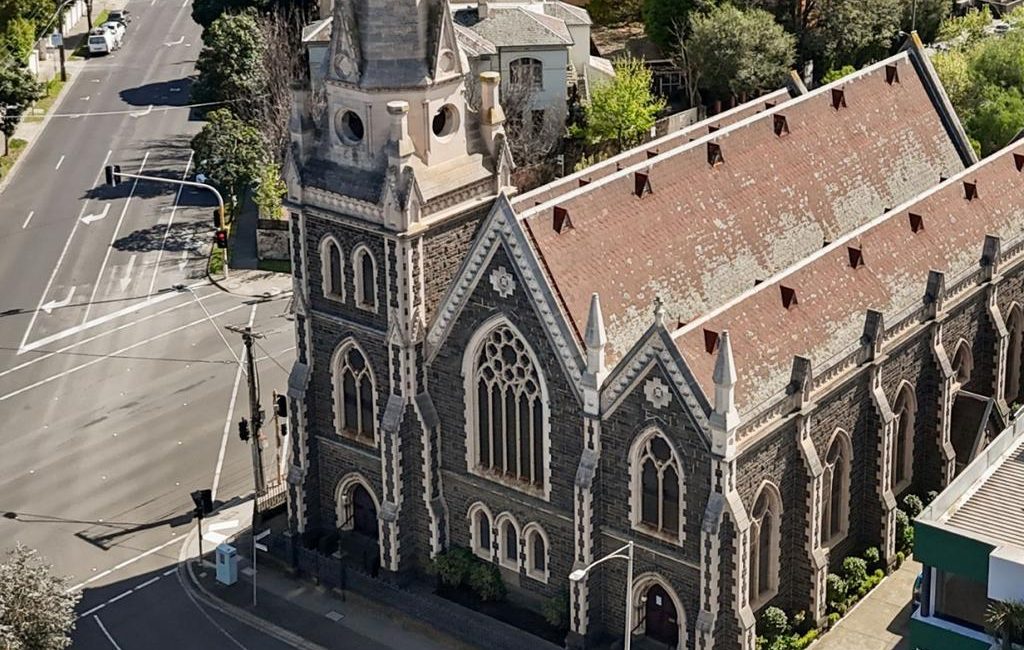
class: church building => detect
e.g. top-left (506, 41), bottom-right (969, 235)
top-left (280, 1), bottom-right (1024, 648)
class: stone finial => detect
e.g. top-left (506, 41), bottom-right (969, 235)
top-left (653, 296), bottom-right (666, 326)
top-left (387, 101), bottom-right (414, 161)
top-left (709, 330), bottom-right (739, 459)
top-left (479, 72), bottom-right (505, 155)
top-left (924, 269), bottom-right (946, 320)
top-left (582, 293), bottom-right (607, 415)
top-left (982, 234), bottom-right (1002, 281)
top-left (861, 309), bottom-right (885, 361)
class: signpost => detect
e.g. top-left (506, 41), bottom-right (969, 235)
top-left (253, 529), bottom-right (270, 606)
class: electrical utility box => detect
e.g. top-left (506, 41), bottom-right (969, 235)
top-left (215, 544), bottom-right (238, 585)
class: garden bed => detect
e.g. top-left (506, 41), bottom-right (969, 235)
top-left (434, 583), bottom-right (564, 644)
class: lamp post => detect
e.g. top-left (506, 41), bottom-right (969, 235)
top-left (569, 540), bottom-right (634, 650)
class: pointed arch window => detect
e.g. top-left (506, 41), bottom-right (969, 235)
top-left (496, 514), bottom-right (521, 570)
top-left (820, 431), bottom-right (851, 547)
top-left (629, 428), bottom-right (684, 544)
top-left (1006, 307), bottom-right (1023, 407)
top-left (321, 237), bottom-right (344, 301)
top-left (891, 385), bottom-right (916, 492)
top-left (524, 524), bottom-right (549, 583)
top-left (333, 341), bottom-right (377, 445)
top-left (353, 245), bottom-right (378, 312)
top-left (465, 320), bottom-right (549, 495)
top-left (468, 503), bottom-right (493, 561)
top-left (952, 340), bottom-right (973, 388)
top-left (749, 484), bottom-right (781, 609)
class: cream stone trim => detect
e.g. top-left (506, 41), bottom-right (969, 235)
top-left (352, 243), bottom-right (379, 313)
top-left (335, 472), bottom-right (383, 541)
top-left (627, 426), bottom-right (685, 546)
top-left (951, 339), bottom-right (974, 387)
top-left (522, 522), bottom-right (550, 583)
top-left (1005, 303), bottom-right (1023, 406)
top-left (632, 572), bottom-right (687, 645)
top-left (320, 235), bottom-right (346, 302)
top-left (495, 511), bottom-right (522, 570)
top-left (467, 501), bottom-right (495, 560)
top-left (330, 338), bottom-right (380, 447)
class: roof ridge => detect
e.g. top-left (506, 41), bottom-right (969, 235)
top-left (517, 51), bottom-right (913, 221)
top-left (511, 5), bottom-right (571, 40)
top-left (671, 138), bottom-right (1022, 342)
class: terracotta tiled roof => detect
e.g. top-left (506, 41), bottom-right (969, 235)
top-left (674, 142), bottom-right (1024, 415)
top-left (513, 88), bottom-right (793, 209)
top-left (520, 52), bottom-right (967, 362)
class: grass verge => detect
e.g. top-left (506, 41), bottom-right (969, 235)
top-left (208, 246), bottom-right (225, 276)
top-left (257, 259), bottom-right (291, 274)
top-left (25, 77), bottom-right (67, 123)
top-left (0, 138), bottom-right (28, 179)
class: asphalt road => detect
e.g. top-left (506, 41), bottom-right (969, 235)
top-left (0, 1), bottom-right (299, 648)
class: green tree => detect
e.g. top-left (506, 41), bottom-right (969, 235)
top-left (192, 9), bottom-right (268, 110)
top-left (190, 108), bottom-right (269, 205)
top-left (806, 0), bottom-right (903, 70)
top-left (968, 87), bottom-right (1024, 157)
top-left (589, 0), bottom-right (643, 25)
top-left (902, 0), bottom-right (950, 43)
top-left (936, 6), bottom-right (991, 49)
top-left (986, 600), bottom-right (1024, 649)
top-left (191, 0), bottom-right (269, 29)
top-left (253, 162), bottom-right (285, 218)
top-left (821, 65), bottom-right (856, 84)
top-left (932, 49), bottom-right (976, 119)
top-left (0, 58), bottom-right (41, 156)
top-left (1, 17), bottom-right (34, 60)
top-left (643, 0), bottom-right (701, 49)
top-left (0, 544), bottom-right (80, 650)
top-left (682, 4), bottom-right (795, 101)
top-left (583, 55), bottom-right (665, 150)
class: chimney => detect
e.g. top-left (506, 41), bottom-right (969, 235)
top-left (709, 330), bottom-right (740, 459)
top-left (386, 101), bottom-right (414, 164)
top-left (478, 0), bottom-right (489, 19)
top-left (479, 72), bottom-right (505, 155)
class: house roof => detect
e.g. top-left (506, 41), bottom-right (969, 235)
top-left (544, 1), bottom-right (591, 25)
top-left (674, 141), bottom-right (1024, 416)
top-left (455, 23), bottom-right (498, 56)
top-left (518, 51), bottom-right (968, 364)
top-left (302, 17), bottom-right (332, 43)
top-left (469, 7), bottom-right (573, 47)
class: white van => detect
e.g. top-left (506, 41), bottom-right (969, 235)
top-left (87, 29), bottom-right (115, 55)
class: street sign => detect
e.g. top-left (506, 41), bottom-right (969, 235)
top-left (50, 32), bottom-right (62, 48)
top-left (254, 529), bottom-right (270, 552)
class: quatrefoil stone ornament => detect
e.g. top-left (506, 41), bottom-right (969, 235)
top-left (645, 377), bottom-right (672, 409)
top-left (489, 266), bottom-right (516, 298)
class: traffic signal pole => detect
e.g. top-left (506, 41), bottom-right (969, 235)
top-left (227, 325), bottom-right (267, 496)
top-left (104, 166), bottom-right (229, 277)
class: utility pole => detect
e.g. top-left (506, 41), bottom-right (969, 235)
top-left (228, 325), bottom-right (266, 495)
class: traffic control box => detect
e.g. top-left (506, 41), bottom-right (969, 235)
top-left (215, 544), bottom-right (238, 585)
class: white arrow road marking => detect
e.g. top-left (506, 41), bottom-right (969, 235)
top-left (41, 287), bottom-right (75, 314)
top-left (80, 96), bottom-right (90, 101)
top-left (130, 105), bottom-right (152, 118)
top-left (118, 255), bottom-right (136, 291)
top-left (164, 36), bottom-right (183, 46)
top-left (169, 87), bottom-right (181, 92)
top-left (80, 204), bottom-right (110, 224)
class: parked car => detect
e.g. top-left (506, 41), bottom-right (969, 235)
top-left (87, 29), bottom-right (115, 55)
top-left (108, 9), bottom-right (131, 24)
top-left (101, 20), bottom-right (125, 47)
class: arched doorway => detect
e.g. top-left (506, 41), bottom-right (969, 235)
top-left (351, 484), bottom-right (378, 539)
top-left (643, 584), bottom-right (679, 646)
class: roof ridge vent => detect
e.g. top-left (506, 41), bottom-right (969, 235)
top-left (847, 245), bottom-right (864, 268)
top-left (780, 285), bottom-right (798, 309)
top-left (633, 170), bottom-right (652, 198)
top-left (578, 177), bottom-right (591, 187)
top-left (646, 149), bottom-right (658, 160)
top-left (704, 329), bottom-right (720, 355)
top-left (707, 142), bottom-right (724, 167)
top-left (553, 205), bottom-right (573, 233)
top-left (708, 124), bottom-right (720, 134)
top-left (885, 63), bottom-right (900, 85)
top-left (765, 101), bottom-right (776, 110)
top-left (831, 87), bottom-right (847, 110)
top-left (1015, 153), bottom-right (1024, 172)
top-left (964, 180), bottom-right (978, 201)
top-left (909, 212), bottom-right (924, 233)
top-left (773, 114), bottom-right (790, 137)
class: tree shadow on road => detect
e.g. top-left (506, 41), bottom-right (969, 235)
top-left (119, 77), bottom-right (195, 108)
top-left (112, 222), bottom-right (210, 254)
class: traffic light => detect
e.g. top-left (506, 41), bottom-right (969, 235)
top-left (238, 417), bottom-right (250, 442)
top-left (275, 394), bottom-right (287, 418)
top-left (215, 229), bottom-right (228, 249)
top-left (104, 164), bottom-right (122, 187)
top-left (190, 489), bottom-right (212, 516)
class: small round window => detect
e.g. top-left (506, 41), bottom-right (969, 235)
top-left (438, 49), bottom-right (456, 73)
top-left (431, 104), bottom-right (459, 139)
top-left (336, 110), bottom-right (364, 145)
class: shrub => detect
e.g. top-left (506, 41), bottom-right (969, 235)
top-left (925, 490), bottom-right (938, 506)
top-left (791, 610), bottom-right (813, 635)
top-left (797, 629), bottom-right (818, 648)
top-left (842, 557), bottom-right (868, 587)
top-left (542, 591), bottom-right (570, 631)
top-left (894, 508), bottom-right (914, 554)
top-left (896, 551), bottom-right (906, 567)
top-left (430, 547), bottom-right (475, 587)
top-left (827, 612), bottom-right (841, 628)
top-left (467, 562), bottom-right (506, 602)
top-left (759, 606), bottom-right (789, 641)
top-left (863, 546), bottom-right (880, 569)
top-left (902, 494), bottom-right (924, 518)
top-left (826, 573), bottom-right (847, 611)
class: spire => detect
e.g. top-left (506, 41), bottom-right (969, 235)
top-left (709, 330), bottom-right (740, 459)
top-left (582, 293), bottom-right (607, 415)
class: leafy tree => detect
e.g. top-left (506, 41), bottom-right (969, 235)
top-left (192, 9), bottom-right (268, 110)
top-left (901, 0), bottom-right (949, 43)
top-left (0, 544), bottom-right (80, 650)
top-left (821, 65), bottom-right (856, 84)
top-left (936, 6), bottom-right (991, 49)
top-left (643, 0), bottom-right (701, 49)
top-left (0, 58), bottom-right (41, 156)
top-left (583, 55), bottom-right (665, 150)
top-left (588, 0), bottom-right (643, 25)
top-left (191, 0), bottom-right (269, 29)
top-left (971, 32), bottom-right (1024, 89)
top-left (682, 3), bottom-right (795, 101)
top-left (253, 162), bottom-right (285, 218)
top-left (987, 600), bottom-right (1024, 649)
top-left (806, 0), bottom-right (903, 70)
top-left (190, 108), bottom-right (269, 206)
top-left (932, 49), bottom-right (975, 117)
top-left (1, 16), bottom-right (34, 60)
top-left (968, 87), bottom-right (1024, 157)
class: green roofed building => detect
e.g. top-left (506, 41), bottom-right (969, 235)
top-left (913, 417), bottom-right (1024, 650)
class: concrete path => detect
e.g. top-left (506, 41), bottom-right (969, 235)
top-left (813, 558), bottom-right (921, 650)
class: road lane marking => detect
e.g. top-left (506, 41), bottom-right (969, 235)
top-left (163, 568), bottom-right (176, 576)
top-left (106, 590), bottom-right (132, 604)
top-left (80, 96), bottom-right (90, 101)
top-left (81, 204), bottom-right (110, 224)
top-left (164, 36), bottom-right (183, 46)
top-left (93, 616), bottom-right (122, 650)
top-left (83, 151), bottom-right (149, 324)
top-left (54, 155), bottom-right (65, 170)
top-left (17, 280), bottom-right (211, 356)
top-left (207, 520), bottom-right (239, 532)
top-left (79, 603), bottom-right (105, 617)
top-left (118, 254), bottom-right (136, 292)
top-left (41, 286), bottom-right (75, 314)
top-left (136, 576), bottom-right (160, 589)
top-left (3, 303), bottom-right (246, 402)
top-left (68, 537), bottom-right (186, 594)
top-left (211, 304), bottom-right (255, 500)
top-left (21, 211), bottom-right (33, 229)
top-left (148, 151), bottom-right (194, 299)
top-left (20, 150), bottom-right (111, 352)
top-left (129, 105), bottom-right (152, 118)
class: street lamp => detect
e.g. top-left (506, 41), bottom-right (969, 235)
top-left (569, 540), bottom-right (634, 650)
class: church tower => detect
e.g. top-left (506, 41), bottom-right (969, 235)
top-left (283, 0), bottom-right (513, 576)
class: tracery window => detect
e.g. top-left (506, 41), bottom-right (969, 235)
top-left (334, 341), bottom-right (376, 444)
top-left (820, 431), bottom-right (851, 547)
top-left (1007, 306), bottom-right (1024, 406)
top-left (891, 385), bottom-right (916, 492)
top-left (469, 323), bottom-right (546, 491)
top-left (353, 245), bottom-right (377, 311)
top-left (749, 484), bottom-right (781, 608)
top-left (509, 57), bottom-right (543, 89)
top-left (630, 429), bottom-right (683, 542)
top-left (952, 340), bottom-right (973, 387)
top-left (321, 237), bottom-right (344, 300)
